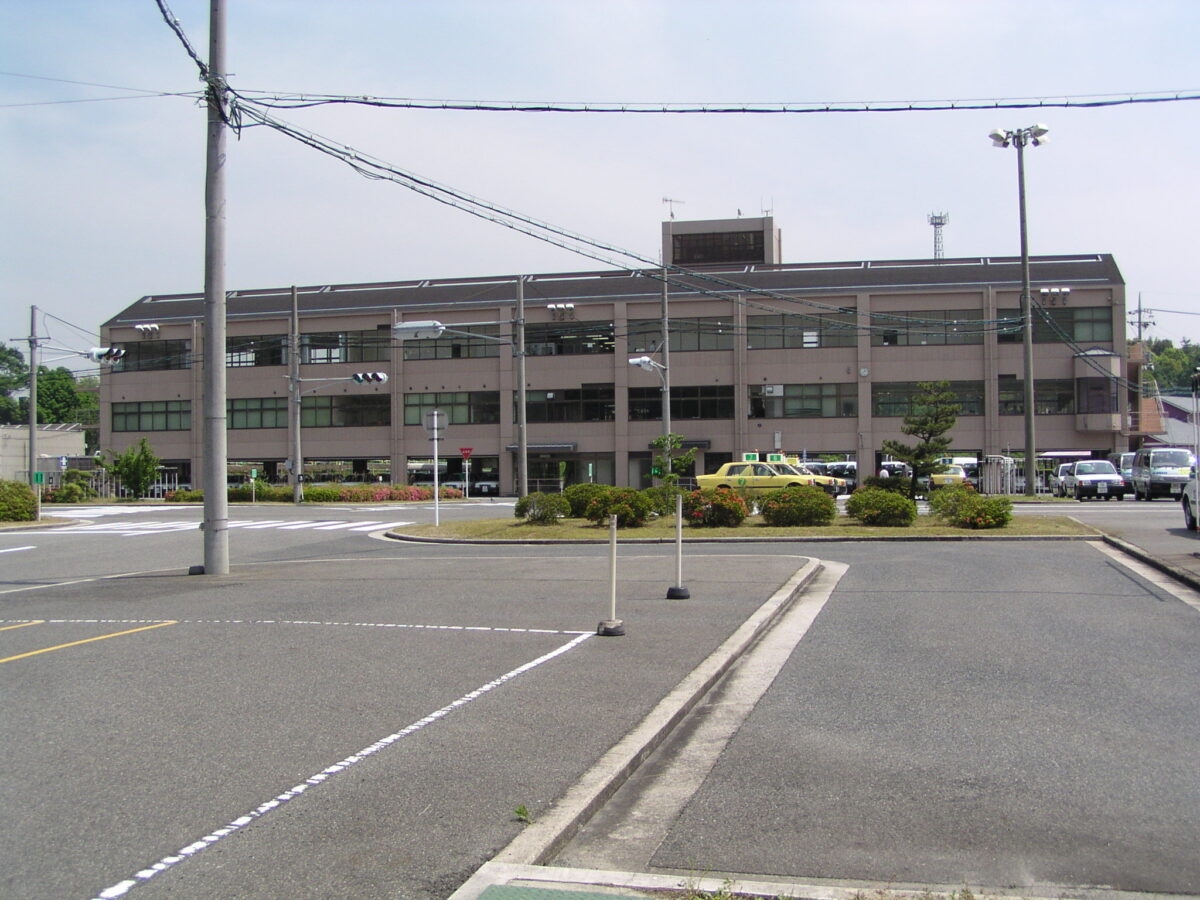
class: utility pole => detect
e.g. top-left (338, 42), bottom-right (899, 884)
top-left (27, 306), bottom-right (40, 519)
top-left (200, 0), bottom-right (230, 574)
top-left (290, 286), bottom-right (303, 504)
top-left (516, 276), bottom-right (528, 498)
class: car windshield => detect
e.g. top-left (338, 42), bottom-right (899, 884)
top-left (1077, 461), bottom-right (1116, 475)
top-left (1152, 450), bottom-right (1192, 467)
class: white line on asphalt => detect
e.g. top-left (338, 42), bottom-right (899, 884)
top-left (1093, 542), bottom-right (1200, 613)
top-left (312, 520), bottom-right (378, 530)
top-left (0, 545), bottom-right (35, 554)
top-left (229, 521), bottom-right (289, 530)
top-left (89, 631), bottom-right (594, 900)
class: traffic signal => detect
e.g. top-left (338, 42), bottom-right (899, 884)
top-left (351, 372), bottom-right (388, 383)
top-left (87, 347), bottom-right (126, 362)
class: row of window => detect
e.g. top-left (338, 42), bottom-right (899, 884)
top-left (110, 307), bottom-right (1116, 371)
top-left (113, 377), bottom-right (1116, 432)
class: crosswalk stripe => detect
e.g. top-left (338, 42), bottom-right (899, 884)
top-left (349, 521), bottom-right (412, 532)
top-left (312, 521), bottom-right (374, 530)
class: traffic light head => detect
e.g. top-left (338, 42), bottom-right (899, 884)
top-left (87, 347), bottom-right (126, 362)
top-left (351, 372), bottom-right (388, 384)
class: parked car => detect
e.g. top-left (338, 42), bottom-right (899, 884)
top-left (826, 461), bottom-right (858, 489)
top-left (928, 464), bottom-right (968, 489)
top-left (1131, 446), bottom-right (1194, 501)
top-left (1051, 462), bottom-right (1074, 497)
top-left (1183, 467), bottom-right (1200, 531)
top-left (695, 461), bottom-right (814, 494)
top-left (1063, 459), bottom-right (1126, 501)
top-left (779, 461), bottom-right (847, 495)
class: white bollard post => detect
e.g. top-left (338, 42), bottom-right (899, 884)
top-left (597, 513), bottom-right (625, 635)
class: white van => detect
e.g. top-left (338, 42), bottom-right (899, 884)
top-left (1131, 447), bottom-right (1194, 501)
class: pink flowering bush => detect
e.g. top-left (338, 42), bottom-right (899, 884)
top-left (682, 488), bottom-right (748, 528)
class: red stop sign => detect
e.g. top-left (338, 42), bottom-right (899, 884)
top-left (459, 447), bottom-right (473, 459)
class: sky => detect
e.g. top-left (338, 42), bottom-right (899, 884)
top-left (4, 0), bottom-right (1200, 372)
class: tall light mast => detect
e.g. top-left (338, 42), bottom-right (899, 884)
top-left (928, 212), bottom-right (949, 261)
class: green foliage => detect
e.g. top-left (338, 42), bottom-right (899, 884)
top-left (1145, 338), bottom-right (1200, 393)
top-left (682, 488), bottom-right (749, 528)
top-left (585, 487), bottom-right (652, 527)
top-left (45, 482), bottom-right (87, 503)
top-left (881, 379), bottom-right (960, 498)
top-left (562, 482), bottom-right (612, 518)
top-left (168, 489), bottom-right (204, 502)
top-left (860, 474), bottom-right (911, 495)
top-left (759, 485), bottom-right (837, 527)
top-left (845, 486), bottom-right (917, 526)
top-left (649, 432), bottom-right (697, 486)
top-left (641, 483), bottom-right (685, 516)
top-left (103, 438), bottom-right (161, 499)
top-left (0, 478), bottom-right (37, 521)
top-left (929, 485), bottom-right (1013, 529)
top-left (0, 342), bottom-right (27, 426)
top-left (515, 491), bottom-right (571, 524)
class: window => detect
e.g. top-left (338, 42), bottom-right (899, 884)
top-left (748, 383), bottom-right (857, 418)
top-left (112, 400), bottom-right (191, 432)
top-left (302, 330), bottom-right (391, 365)
top-left (627, 317), bottom-right (736, 353)
top-left (525, 385), bottom-right (615, 423)
top-left (402, 325), bottom-right (502, 360)
top-left (998, 306), bottom-right (1113, 344)
top-left (872, 381), bottom-right (982, 417)
top-left (524, 322), bottom-right (614, 355)
top-left (870, 309), bottom-right (984, 346)
top-left (998, 377), bottom-right (1075, 415)
top-left (112, 340), bottom-right (191, 372)
top-left (404, 391), bottom-right (501, 425)
top-left (628, 385), bottom-right (734, 420)
top-left (673, 230), bottom-right (765, 265)
top-left (1076, 377), bottom-right (1117, 414)
top-left (228, 397), bottom-right (288, 429)
top-left (227, 335), bottom-right (286, 368)
top-left (302, 395), bottom-right (390, 427)
top-left (747, 312), bottom-right (857, 349)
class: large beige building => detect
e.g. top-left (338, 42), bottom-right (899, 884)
top-left (98, 218), bottom-right (1132, 493)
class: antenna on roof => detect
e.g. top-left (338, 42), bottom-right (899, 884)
top-left (928, 212), bottom-right (949, 261)
top-left (662, 197), bottom-right (685, 220)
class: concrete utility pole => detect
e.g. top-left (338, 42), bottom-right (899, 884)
top-left (290, 286), bottom-right (303, 504)
top-left (516, 276), bottom-right (528, 498)
top-left (200, 0), bottom-right (230, 574)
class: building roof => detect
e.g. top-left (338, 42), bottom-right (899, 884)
top-left (103, 253), bottom-right (1123, 328)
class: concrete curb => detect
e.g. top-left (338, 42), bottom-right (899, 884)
top-left (448, 558), bottom-right (823, 900)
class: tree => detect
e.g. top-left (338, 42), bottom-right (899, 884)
top-left (881, 380), bottom-right (961, 499)
top-left (649, 432), bottom-right (697, 486)
top-left (104, 438), bottom-right (161, 499)
top-left (36, 367), bottom-right (87, 423)
top-left (0, 342), bottom-right (27, 426)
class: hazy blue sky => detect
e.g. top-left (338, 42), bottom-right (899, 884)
top-left (4, 0), bottom-right (1200, 369)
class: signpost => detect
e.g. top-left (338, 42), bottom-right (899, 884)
top-left (423, 409), bottom-right (445, 526)
top-left (460, 447), bottom-right (472, 499)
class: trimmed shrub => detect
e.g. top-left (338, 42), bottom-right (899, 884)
top-left (585, 488), bottom-right (652, 528)
top-left (562, 482), bottom-right (612, 518)
top-left (937, 490), bottom-right (1013, 529)
top-left (682, 488), bottom-right (749, 528)
top-left (641, 483), bottom-right (685, 517)
top-left (0, 479), bottom-right (37, 522)
top-left (927, 483), bottom-right (974, 520)
top-left (168, 489), bottom-right (204, 502)
top-left (845, 486), bottom-right (917, 527)
top-left (45, 482), bottom-right (88, 504)
top-left (860, 474), bottom-right (913, 496)
top-left (514, 491), bottom-right (571, 524)
top-left (759, 485), bottom-right (837, 527)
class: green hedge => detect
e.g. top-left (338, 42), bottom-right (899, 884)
top-left (845, 486), bottom-right (917, 526)
top-left (759, 485), bottom-right (837, 527)
top-left (682, 488), bottom-right (749, 528)
top-left (0, 479), bottom-right (37, 522)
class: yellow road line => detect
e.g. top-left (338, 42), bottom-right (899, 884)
top-left (0, 620), bottom-right (177, 664)
top-left (0, 620), bottom-right (45, 632)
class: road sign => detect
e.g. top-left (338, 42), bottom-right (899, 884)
top-left (33, 472), bottom-right (45, 485)
top-left (422, 409), bottom-right (446, 436)
top-left (459, 447), bottom-right (473, 459)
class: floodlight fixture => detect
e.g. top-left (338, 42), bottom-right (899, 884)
top-left (393, 320), bottom-right (445, 340)
top-left (628, 355), bottom-right (665, 373)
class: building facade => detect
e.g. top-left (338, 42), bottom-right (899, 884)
top-left (98, 218), bottom-right (1130, 493)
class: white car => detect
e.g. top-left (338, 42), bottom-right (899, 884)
top-left (1183, 469), bottom-right (1200, 531)
top-left (1051, 462), bottom-right (1073, 497)
top-left (1062, 460), bottom-right (1126, 501)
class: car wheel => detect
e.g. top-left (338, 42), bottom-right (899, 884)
top-left (1185, 497), bottom-right (1198, 532)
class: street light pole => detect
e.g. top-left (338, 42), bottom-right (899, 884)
top-left (990, 124), bottom-right (1048, 497)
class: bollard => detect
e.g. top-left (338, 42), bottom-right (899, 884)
top-left (667, 492), bottom-right (690, 599)
top-left (597, 514), bottom-right (625, 636)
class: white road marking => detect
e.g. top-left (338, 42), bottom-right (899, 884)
top-left (0, 545), bottom-right (35, 554)
top-left (89, 631), bottom-right (593, 899)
